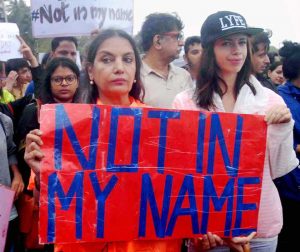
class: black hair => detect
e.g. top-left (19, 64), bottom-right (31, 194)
top-left (41, 52), bottom-right (51, 69)
top-left (279, 41), bottom-right (300, 81)
top-left (251, 31), bottom-right (271, 53)
top-left (184, 36), bottom-right (201, 55)
top-left (268, 60), bottom-right (282, 72)
top-left (40, 57), bottom-right (80, 104)
top-left (5, 58), bottom-right (30, 75)
top-left (83, 29), bottom-right (144, 104)
top-left (0, 61), bottom-right (5, 76)
top-left (0, 62), bottom-right (5, 97)
top-left (268, 51), bottom-right (279, 65)
top-left (140, 12), bottom-right (184, 52)
top-left (51, 37), bottom-right (78, 52)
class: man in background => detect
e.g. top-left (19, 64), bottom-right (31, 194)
top-left (140, 12), bottom-right (193, 108)
top-left (183, 36), bottom-right (202, 81)
top-left (251, 31), bottom-right (277, 92)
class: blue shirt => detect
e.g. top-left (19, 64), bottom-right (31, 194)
top-left (25, 80), bottom-right (35, 96)
top-left (276, 82), bottom-right (300, 201)
top-left (278, 82), bottom-right (300, 155)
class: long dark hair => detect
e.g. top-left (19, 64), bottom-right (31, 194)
top-left (40, 57), bottom-right (80, 104)
top-left (82, 29), bottom-right (144, 104)
top-left (194, 38), bottom-right (256, 110)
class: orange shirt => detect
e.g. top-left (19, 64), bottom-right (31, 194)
top-left (96, 96), bottom-right (147, 107)
top-left (55, 240), bottom-right (183, 252)
top-left (55, 97), bottom-right (183, 252)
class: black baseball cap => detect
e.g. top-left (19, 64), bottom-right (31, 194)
top-left (200, 11), bottom-right (263, 48)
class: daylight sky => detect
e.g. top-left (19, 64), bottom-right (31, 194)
top-left (133, 0), bottom-right (300, 48)
top-left (25, 0), bottom-right (300, 48)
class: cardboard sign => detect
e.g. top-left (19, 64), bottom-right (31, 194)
top-left (39, 104), bottom-right (267, 244)
top-left (0, 23), bottom-right (22, 62)
top-left (30, 0), bottom-right (133, 38)
top-left (0, 185), bottom-right (15, 252)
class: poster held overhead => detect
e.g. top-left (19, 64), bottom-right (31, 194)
top-left (30, 0), bottom-right (134, 38)
top-left (0, 23), bottom-right (22, 62)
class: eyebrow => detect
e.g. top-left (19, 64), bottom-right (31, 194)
top-left (190, 49), bottom-right (201, 52)
top-left (97, 51), bottom-right (135, 56)
top-left (58, 49), bottom-right (76, 53)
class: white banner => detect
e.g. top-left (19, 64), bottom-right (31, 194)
top-left (0, 23), bottom-right (22, 62)
top-left (30, 0), bottom-right (134, 38)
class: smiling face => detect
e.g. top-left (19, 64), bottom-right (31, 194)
top-left (87, 36), bottom-right (136, 105)
top-left (268, 64), bottom-right (285, 84)
top-left (213, 34), bottom-right (248, 75)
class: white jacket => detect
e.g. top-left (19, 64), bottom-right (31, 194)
top-left (173, 75), bottom-right (299, 238)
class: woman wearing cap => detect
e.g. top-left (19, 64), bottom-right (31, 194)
top-left (173, 11), bottom-right (298, 252)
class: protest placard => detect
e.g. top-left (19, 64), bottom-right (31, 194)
top-left (0, 23), bottom-right (22, 62)
top-left (0, 185), bottom-right (15, 252)
top-left (30, 0), bottom-right (133, 38)
top-left (39, 104), bottom-right (267, 244)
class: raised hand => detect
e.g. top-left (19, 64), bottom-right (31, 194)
top-left (17, 35), bottom-right (39, 67)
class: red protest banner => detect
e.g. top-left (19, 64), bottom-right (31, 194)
top-left (39, 104), bottom-right (266, 244)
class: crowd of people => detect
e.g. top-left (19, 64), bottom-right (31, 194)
top-left (1, 9), bottom-right (300, 252)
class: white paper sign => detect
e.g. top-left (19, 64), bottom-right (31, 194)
top-left (0, 185), bottom-right (14, 252)
top-left (0, 23), bottom-right (22, 62)
top-left (30, 0), bottom-right (134, 38)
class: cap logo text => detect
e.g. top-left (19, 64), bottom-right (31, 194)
top-left (219, 15), bottom-right (246, 31)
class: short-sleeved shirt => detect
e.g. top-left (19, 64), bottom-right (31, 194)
top-left (141, 61), bottom-right (193, 108)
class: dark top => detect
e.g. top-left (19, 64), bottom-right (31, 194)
top-left (15, 101), bottom-right (39, 190)
top-left (256, 74), bottom-right (278, 93)
top-left (274, 81), bottom-right (300, 201)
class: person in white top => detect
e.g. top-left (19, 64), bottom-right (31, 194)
top-left (173, 10), bottom-right (299, 252)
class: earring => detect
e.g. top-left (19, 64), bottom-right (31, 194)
top-left (90, 80), bottom-right (94, 85)
top-left (133, 79), bottom-right (136, 83)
